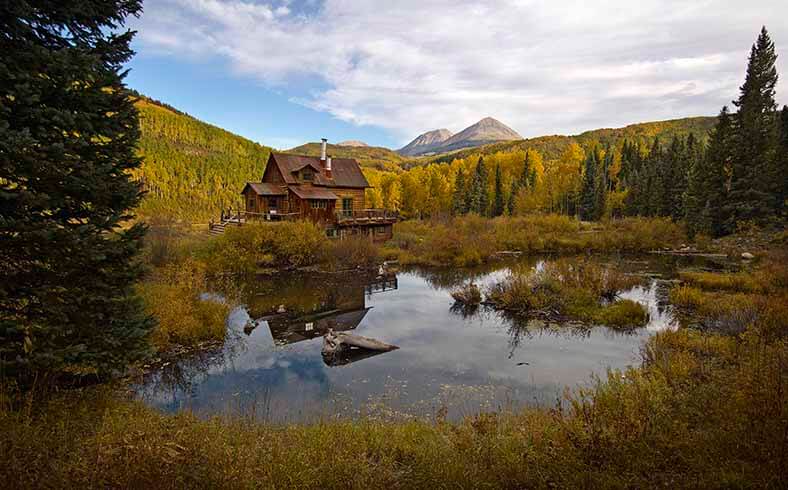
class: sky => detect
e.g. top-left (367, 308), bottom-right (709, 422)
top-left (126, 0), bottom-right (788, 150)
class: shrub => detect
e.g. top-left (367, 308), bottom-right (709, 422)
top-left (391, 215), bottom-right (686, 266)
top-left (138, 257), bottom-right (230, 350)
top-left (486, 258), bottom-right (645, 326)
top-left (596, 299), bottom-right (649, 329)
top-left (203, 221), bottom-right (327, 274)
top-left (323, 235), bottom-right (381, 271)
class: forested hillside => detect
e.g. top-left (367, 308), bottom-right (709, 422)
top-left (421, 116), bottom-right (716, 166)
top-left (132, 97), bottom-right (271, 222)
top-left (362, 116), bottom-right (719, 220)
top-left (287, 142), bottom-right (406, 172)
top-left (130, 96), bottom-right (715, 224)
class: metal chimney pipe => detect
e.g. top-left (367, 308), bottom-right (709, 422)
top-left (320, 138), bottom-right (327, 162)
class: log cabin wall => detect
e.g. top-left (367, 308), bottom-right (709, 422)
top-left (288, 191), bottom-right (336, 224)
top-left (242, 190), bottom-right (288, 215)
top-left (243, 188), bottom-right (256, 213)
top-left (262, 162), bottom-right (285, 184)
top-left (332, 188), bottom-right (365, 212)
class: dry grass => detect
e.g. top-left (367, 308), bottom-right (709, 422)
top-left (670, 249), bottom-right (788, 335)
top-left (485, 258), bottom-right (647, 328)
top-left (390, 215), bottom-right (685, 266)
top-left (137, 257), bottom-right (231, 350)
top-left (2, 314), bottom-right (786, 488)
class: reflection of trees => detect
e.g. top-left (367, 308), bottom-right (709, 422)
top-left (139, 344), bottom-right (228, 406)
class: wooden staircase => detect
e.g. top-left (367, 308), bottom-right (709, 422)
top-left (209, 221), bottom-right (227, 236)
top-left (209, 215), bottom-right (243, 236)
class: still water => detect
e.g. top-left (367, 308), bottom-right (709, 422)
top-left (136, 255), bottom-right (715, 422)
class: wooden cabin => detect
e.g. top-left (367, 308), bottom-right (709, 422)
top-left (241, 139), bottom-right (397, 242)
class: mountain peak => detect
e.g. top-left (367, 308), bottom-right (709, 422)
top-left (397, 128), bottom-right (454, 156)
top-left (399, 118), bottom-right (521, 156)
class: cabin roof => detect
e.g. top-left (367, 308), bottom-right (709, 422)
top-left (241, 182), bottom-right (287, 196)
top-left (269, 153), bottom-right (370, 188)
top-left (267, 307), bottom-right (371, 346)
top-left (290, 186), bottom-right (339, 200)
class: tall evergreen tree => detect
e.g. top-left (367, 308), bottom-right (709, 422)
top-left (690, 106), bottom-right (735, 236)
top-left (493, 164), bottom-right (505, 217)
top-left (452, 169), bottom-right (467, 216)
top-left (469, 156), bottom-right (489, 216)
top-left (726, 27), bottom-right (779, 228)
top-left (666, 136), bottom-right (689, 221)
top-left (777, 105), bottom-right (788, 218)
top-left (0, 1), bottom-right (153, 380)
top-left (580, 147), bottom-right (603, 221)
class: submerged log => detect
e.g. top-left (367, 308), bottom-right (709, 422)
top-left (322, 329), bottom-right (399, 355)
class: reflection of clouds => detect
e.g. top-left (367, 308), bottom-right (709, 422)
top-left (619, 281), bottom-right (679, 332)
top-left (138, 258), bottom-right (686, 422)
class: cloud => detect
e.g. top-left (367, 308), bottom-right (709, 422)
top-left (133, 0), bottom-right (788, 143)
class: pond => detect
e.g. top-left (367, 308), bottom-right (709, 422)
top-left (135, 254), bottom-right (725, 423)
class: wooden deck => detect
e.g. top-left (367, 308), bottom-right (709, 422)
top-left (209, 209), bottom-right (399, 236)
top-left (335, 209), bottom-right (399, 225)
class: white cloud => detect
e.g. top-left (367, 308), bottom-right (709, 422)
top-left (134, 0), bottom-right (788, 143)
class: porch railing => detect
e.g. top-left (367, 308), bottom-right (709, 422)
top-left (336, 209), bottom-right (400, 222)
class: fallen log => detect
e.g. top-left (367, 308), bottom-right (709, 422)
top-left (322, 329), bottom-right (399, 355)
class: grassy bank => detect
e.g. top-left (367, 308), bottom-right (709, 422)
top-left (387, 215), bottom-right (686, 266)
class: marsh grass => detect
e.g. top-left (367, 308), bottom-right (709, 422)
top-left (486, 258), bottom-right (648, 329)
top-left (450, 283), bottom-right (482, 306)
top-left (2, 247), bottom-right (787, 488)
top-left (670, 249), bottom-right (788, 335)
top-left (2, 312), bottom-right (786, 488)
top-left (138, 257), bottom-right (232, 350)
top-left (391, 215), bottom-right (685, 266)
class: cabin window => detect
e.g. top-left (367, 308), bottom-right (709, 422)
top-left (341, 198), bottom-right (353, 217)
top-left (302, 169), bottom-right (314, 181)
top-left (376, 226), bottom-right (387, 235)
top-left (326, 228), bottom-right (338, 238)
top-left (247, 195), bottom-right (255, 211)
top-left (310, 200), bottom-right (327, 209)
top-left (268, 197), bottom-right (278, 209)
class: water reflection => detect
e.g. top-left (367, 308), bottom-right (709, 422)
top-left (136, 255), bottom-right (715, 423)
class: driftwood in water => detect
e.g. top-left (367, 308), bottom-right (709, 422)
top-left (322, 347), bottom-right (389, 367)
top-left (322, 329), bottom-right (399, 356)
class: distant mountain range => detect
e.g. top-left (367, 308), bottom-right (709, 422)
top-left (397, 128), bottom-right (454, 156)
top-left (398, 117), bottom-right (522, 156)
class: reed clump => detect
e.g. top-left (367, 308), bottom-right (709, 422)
top-left (450, 283), bottom-right (482, 306)
top-left (485, 258), bottom-right (647, 328)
